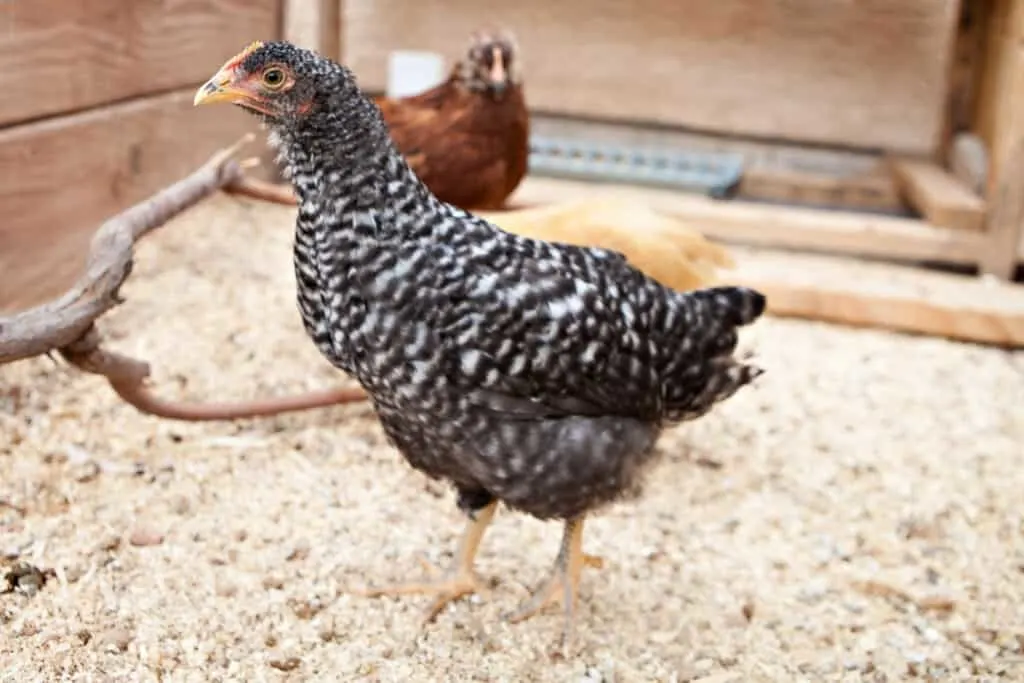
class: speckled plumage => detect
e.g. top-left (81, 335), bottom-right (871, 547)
top-left (232, 42), bottom-right (766, 522)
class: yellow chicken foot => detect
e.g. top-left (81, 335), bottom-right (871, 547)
top-left (351, 500), bottom-right (497, 623)
top-left (504, 516), bottom-right (598, 652)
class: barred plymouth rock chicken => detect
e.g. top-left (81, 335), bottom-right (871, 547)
top-left (194, 41), bottom-right (767, 649)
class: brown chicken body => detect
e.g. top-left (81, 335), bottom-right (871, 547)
top-left (374, 30), bottom-right (529, 210)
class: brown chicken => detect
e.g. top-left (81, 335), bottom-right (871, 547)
top-left (373, 29), bottom-right (529, 210)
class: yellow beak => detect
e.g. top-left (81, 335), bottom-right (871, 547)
top-left (193, 70), bottom-right (248, 106)
top-left (195, 41), bottom-right (266, 107)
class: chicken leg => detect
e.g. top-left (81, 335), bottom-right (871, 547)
top-left (503, 516), bottom-right (601, 652)
top-left (352, 500), bottom-right (497, 623)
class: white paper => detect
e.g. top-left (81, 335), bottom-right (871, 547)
top-left (386, 50), bottom-right (446, 99)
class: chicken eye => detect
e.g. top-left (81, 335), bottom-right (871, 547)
top-left (262, 68), bottom-right (286, 89)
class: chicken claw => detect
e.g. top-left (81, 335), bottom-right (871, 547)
top-left (351, 501), bottom-right (497, 623)
top-left (504, 516), bottom-right (598, 653)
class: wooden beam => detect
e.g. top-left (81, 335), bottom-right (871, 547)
top-left (981, 139), bottom-right (1024, 277)
top-left (0, 90), bottom-right (262, 314)
top-left (511, 176), bottom-right (986, 266)
top-left (737, 167), bottom-right (901, 215)
top-left (972, 0), bottom-right (1024, 274)
top-left (888, 156), bottom-right (987, 231)
top-left (730, 278), bottom-right (1024, 348)
top-left (973, 0), bottom-right (1024, 181)
top-left (0, 0), bottom-right (280, 128)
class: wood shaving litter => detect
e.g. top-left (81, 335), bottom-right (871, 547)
top-left (1, 195), bottom-right (1022, 682)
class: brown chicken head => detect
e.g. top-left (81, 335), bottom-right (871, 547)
top-left (456, 29), bottom-right (521, 99)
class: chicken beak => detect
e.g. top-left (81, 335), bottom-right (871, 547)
top-left (193, 69), bottom-right (248, 106)
top-left (488, 47), bottom-right (507, 93)
top-left (194, 41), bottom-right (266, 107)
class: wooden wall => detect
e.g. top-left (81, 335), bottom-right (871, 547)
top-left (343, 0), bottom-right (962, 157)
top-left (0, 0), bottom-right (282, 313)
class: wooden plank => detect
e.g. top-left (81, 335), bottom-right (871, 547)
top-left (730, 279), bottom-right (1024, 348)
top-left (284, 0), bottom-right (341, 59)
top-left (889, 156), bottom-right (987, 231)
top-left (511, 176), bottom-right (986, 266)
top-left (738, 168), bottom-right (901, 214)
top-left (344, 0), bottom-right (961, 155)
top-left (0, 90), bottom-right (262, 314)
top-left (0, 0), bottom-right (281, 127)
top-left (726, 245), bottom-right (1024, 346)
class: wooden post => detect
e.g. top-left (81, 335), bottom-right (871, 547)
top-left (981, 139), bottom-right (1024, 278)
top-left (974, 0), bottom-right (1024, 277)
top-left (284, 0), bottom-right (341, 59)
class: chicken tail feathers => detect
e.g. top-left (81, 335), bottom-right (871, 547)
top-left (689, 286), bottom-right (767, 329)
top-left (659, 286), bottom-right (767, 421)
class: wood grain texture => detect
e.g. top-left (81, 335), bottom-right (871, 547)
top-left (889, 157), bottom-right (987, 231)
top-left (0, 0), bottom-right (281, 127)
top-left (343, 0), bottom-right (961, 154)
top-left (0, 90), bottom-right (262, 313)
top-left (512, 176), bottom-right (986, 266)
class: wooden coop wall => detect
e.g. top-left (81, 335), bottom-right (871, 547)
top-left (0, 0), bottom-right (283, 314)
top-left (343, 0), bottom-right (961, 156)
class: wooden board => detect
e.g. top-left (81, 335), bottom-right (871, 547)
top-left (889, 157), bottom-right (987, 231)
top-left (726, 247), bottom-right (1024, 347)
top-left (0, 0), bottom-right (281, 127)
top-left (511, 176), bottom-right (986, 266)
top-left (0, 90), bottom-right (262, 313)
top-left (344, 0), bottom-right (961, 155)
top-left (737, 280), bottom-right (1024, 348)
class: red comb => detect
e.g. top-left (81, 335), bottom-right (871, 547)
top-left (221, 40), bottom-right (265, 72)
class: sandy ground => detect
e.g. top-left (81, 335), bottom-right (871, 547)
top-left (2, 195), bottom-right (1024, 682)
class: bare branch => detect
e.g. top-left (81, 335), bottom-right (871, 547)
top-left (227, 175), bottom-right (299, 206)
top-left (59, 328), bottom-right (367, 420)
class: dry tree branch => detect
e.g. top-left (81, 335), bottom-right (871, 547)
top-left (227, 175), bottom-right (300, 206)
top-left (60, 328), bottom-right (365, 420)
top-left (0, 135), bottom-right (366, 421)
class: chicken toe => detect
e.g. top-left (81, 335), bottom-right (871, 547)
top-left (351, 500), bottom-right (497, 623)
top-left (504, 516), bottom-right (594, 652)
